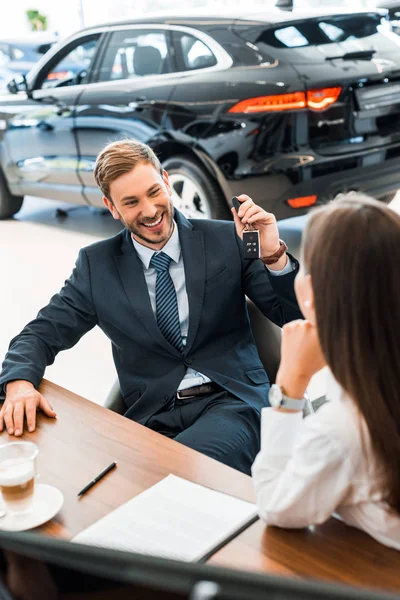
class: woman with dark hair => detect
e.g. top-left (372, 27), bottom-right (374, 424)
top-left (252, 193), bottom-right (400, 549)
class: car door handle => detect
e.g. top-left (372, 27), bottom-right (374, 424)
top-left (35, 95), bottom-right (71, 116)
top-left (56, 104), bottom-right (71, 116)
top-left (128, 97), bottom-right (149, 110)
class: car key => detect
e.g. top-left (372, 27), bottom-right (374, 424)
top-left (232, 197), bottom-right (260, 260)
top-left (232, 196), bottom-right (241, 214)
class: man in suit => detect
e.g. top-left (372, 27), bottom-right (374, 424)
top-left (0, 140), bottom-right (302, 474)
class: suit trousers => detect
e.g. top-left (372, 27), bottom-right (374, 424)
top-left (141, 392), bottom-right (261, 476)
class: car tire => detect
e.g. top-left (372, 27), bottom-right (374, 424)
top-left (163, 156), bottom-right (230, 220)
top-left (0, 170), bottom-right (23, 219)
top-left (377, 191), bottom-right (397, 204)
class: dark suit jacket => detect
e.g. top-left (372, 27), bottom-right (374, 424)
top-left (0, 211), bottom-right (302, 423)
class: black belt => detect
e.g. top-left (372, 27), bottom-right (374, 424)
top-left (176, 382), bottom-right (221, 400)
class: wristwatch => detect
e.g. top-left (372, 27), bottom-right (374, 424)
top-left (269, 383), bottom-right (306, 410)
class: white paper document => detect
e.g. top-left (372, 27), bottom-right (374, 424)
top-left (73, 474), bottom-right (257, 562)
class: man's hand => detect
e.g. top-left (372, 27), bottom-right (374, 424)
top-left (231, 195), bottom-right (287, 270)
top-left (276, 320), bottom-right (326, 399)
top-left (0, 380), bottom-right (56, 436)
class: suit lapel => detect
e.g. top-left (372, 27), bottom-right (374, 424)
top-left (114, 230), bottom-right (182, 357)
top-left (177, 213), bottom-right (206, 353)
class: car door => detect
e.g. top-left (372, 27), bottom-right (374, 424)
top-left (3, 33), bottom-right (102, 204)
top-left (75, 26), bottom-right (176, 207)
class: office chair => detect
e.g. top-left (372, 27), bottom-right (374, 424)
top-left (104, 299), bottom-right (313, 416)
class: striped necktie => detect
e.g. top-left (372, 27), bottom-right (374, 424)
top-left (150, 251), bottom-right (183, 353)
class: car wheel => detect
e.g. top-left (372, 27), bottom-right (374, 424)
top-left (163, 157), bottom-right (230, 220)
top-left (0, 170), bottom-right (23, 219)
top-left (377, 191), bottom-right (397, 204)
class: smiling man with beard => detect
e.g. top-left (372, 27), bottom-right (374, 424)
top-left (0, 140), bottom-right (302, 475)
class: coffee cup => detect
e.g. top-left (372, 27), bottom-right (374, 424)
top-left (0, 442), bottom-right (38, 515)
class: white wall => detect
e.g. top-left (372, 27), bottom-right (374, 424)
top-left (6, 0), bottom-right (375, 42)
top-left (4, 0), bottom-right (80, 39)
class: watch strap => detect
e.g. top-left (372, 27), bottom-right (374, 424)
top-left (280, 396), bottom-right (306, 410)
top-left (269, 383), bottom-right (306, 410)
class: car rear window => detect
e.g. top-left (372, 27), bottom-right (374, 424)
top-left (258, 14), bottom-right (384, 48)
top-left (233, 13), bottom-right (398, 63)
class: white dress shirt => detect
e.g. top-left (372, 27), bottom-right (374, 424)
top-left (251, 370), bottom-right (400, 550)
top-left (132, 222), bottom-right (293, 391)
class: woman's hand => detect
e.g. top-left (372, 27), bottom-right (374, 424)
top-left (276, 320), bottom-right (326, 399)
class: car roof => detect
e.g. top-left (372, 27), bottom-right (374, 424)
top-left (79, 7), bottom-right (386, 33)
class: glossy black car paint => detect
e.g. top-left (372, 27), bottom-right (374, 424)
top-left (1, 10), bottom-right (400, 220)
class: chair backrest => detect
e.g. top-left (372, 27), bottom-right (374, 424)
top-left (246, 298), bottom-right (282, 384)
top-left (133, 46), bottom-right (163, 76)
top-left (104, 378), bottom-right (125, 414)
top-left (104, 299), bottom-right (282, 414)
top-left (246, 300), bottom-right (313, 415)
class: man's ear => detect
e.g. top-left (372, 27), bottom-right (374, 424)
top-left (162, 169), bottom-right (173, 196)
top-left (103, 196), bottom-right (120, 221)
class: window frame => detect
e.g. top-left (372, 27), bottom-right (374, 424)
top-left (171, 30), bottom-right (218, 72)
top-left (89, 24), bottom-right (232, 85)
top-left (93, 27), bottom-right (174, 84)
top-left (29, 32), bottom-right (105, 91)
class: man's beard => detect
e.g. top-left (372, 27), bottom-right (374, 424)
top-left (119, 206), bottom-right (174, 246)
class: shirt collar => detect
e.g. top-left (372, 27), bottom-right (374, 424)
top-left (131, 221), bottom-right (181, 269)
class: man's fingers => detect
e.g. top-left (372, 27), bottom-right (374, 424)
top-left (247, 210), bottom-right (275, 225)
top-left (241, 204), bottom-right (262, 223)
top-left (25, 402), bottom-right (38, 433)
top-left (0, 406), bottom-right (4, 432)
top-left (236, 194), bottom-right (252, 206)
top-left (13, 403), bottom-right (25, 436)
top-left (39, 396), bottom-right (57, 418)
top-left (235, 198), bottom-right (253, 218)
top-left (231, 207), bottom-right (245, 237)
top-left (3, 405), bottom-right (15, 436)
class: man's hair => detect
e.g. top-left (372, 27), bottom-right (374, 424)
top-left (94, 139), bottom-right (163, 201)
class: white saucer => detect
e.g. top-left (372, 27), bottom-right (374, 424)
top-left (0, 484), bottom-right (63, 532)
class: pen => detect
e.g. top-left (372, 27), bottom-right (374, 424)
top-left (77, 461), bottom-right (117, 497)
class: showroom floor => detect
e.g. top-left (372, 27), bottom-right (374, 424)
top-left (1, 194), bottom-right (399, 406)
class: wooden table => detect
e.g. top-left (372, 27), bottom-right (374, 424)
top-left (210, 519), bottom-right (400, 592)
top-left (2, 380), bottom-right (400, 594)
top-left (16, 380), bottom-right (255, 538)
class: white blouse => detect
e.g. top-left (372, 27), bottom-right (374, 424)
top-left (252, 370), bottom-right (400, 550)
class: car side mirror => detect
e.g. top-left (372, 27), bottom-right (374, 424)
top-left (7, 74), bottom-right (29, 95)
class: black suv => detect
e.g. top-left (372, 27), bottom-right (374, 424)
top-left (1, 9), bottom-right (400, 221)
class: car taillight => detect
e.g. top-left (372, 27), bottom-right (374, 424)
top-left (228, 92), bottom-right (306, 113)
top-left (227, 87), bottom-right (342, 114)
top-left (307, 87), bottom-right (342, 110)
top-left (287, 195), bottom-right (317, 209)
top-left (47, 71), bottom-right (70, 80)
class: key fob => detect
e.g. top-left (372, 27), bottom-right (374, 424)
top-left (232, 197), bottom-right (260, 260)
top-left (232, 196), bottom-right (241, 213)
top-left (243, 230), bottom-right (260, 260)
